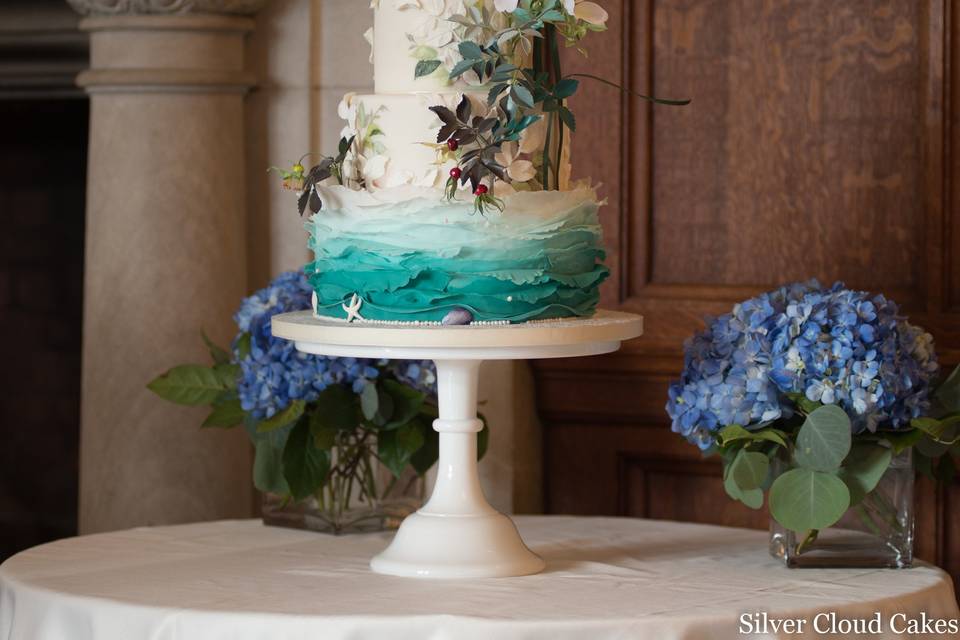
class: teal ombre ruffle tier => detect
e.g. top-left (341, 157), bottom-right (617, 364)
top-left (305, 185), bottom-right (609, 323)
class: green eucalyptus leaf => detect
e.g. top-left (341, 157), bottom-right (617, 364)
top-left (360, 383), bottom-right (379, 421)
top-left (723, 463), bottom-right (763, 509)
top-left (256, 399), bottom-right (306, 433)
top-left (201, 330), bottom-right (231, 365)
top-left (414, 59), bottom-right (442, 78)
top-left (147, 364), bottom-right (229, 406)
top-left (731, 449), bottom-right (769, 491)
top-left (794, 405), bottom-right (851, 472)
top-left (202, 398), bottom-right (245, 428)
top-left (769, 467), bottom-right (850, 533)
top-left (282, 418), bottom-right (331, 501)
top-left (253, 439), bottom-right (289, 495)
top-left (838, 443), bottom-right (892, 506)
top-left (378, 421), bottom-right (425, 478)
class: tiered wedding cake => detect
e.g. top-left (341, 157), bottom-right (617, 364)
top-left (298, 0), bottom-right (612, 325)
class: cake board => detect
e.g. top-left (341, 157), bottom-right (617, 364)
top-left (272, 309), bottom-right (643, 578)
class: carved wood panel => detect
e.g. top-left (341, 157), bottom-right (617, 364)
top-left (539, 0), bottom-right (960, 586)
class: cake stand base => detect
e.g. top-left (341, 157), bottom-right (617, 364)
top-left (370, 511), bottom-right (545, 578)
top-left (370, 358), bottom-right (544, 578)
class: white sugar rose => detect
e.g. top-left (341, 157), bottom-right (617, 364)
top-left (564, 0), bottom-right (608, 25)
top-left (575, 1), bottom-right (608, 25)
top-left (494, 0), bottom-right (519, 11)
top-left (494, 142), bottom-right (536, 183)
top-left (362, 154), bottom-right (389, 186)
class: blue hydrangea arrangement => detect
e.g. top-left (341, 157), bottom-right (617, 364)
top-left (666, 280), bottom-right (960, 541)
top-left (149, 271), bottom-right (485, 528)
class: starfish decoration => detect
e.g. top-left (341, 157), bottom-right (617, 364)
top-left (342, 294), bottom-right (365, 323)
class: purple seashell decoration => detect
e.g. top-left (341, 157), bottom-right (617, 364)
top-left (442, 308), bottom-right (474, 326)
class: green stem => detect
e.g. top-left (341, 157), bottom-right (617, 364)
top-left (380, 473), bottom-right (399, 502)
top-left (541, 115), bottom-right (552, 190)
top-left (549, 23), bottom-right (563, 190)
top-left (360, 444), bottom-right (378, 504)
top-left (532, 27), bottom-right (543, 77)
top-left (564, 73), bottom-right (691, 105)
top-left (795, 529), bottom-right (819, 555)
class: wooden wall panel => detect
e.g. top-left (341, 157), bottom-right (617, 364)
top-left (649, 1), bottom-right (927, 292)
top-left (620, 456), bottom-right (770, 529)
top-left (539, 0), bottom-right (960, 586)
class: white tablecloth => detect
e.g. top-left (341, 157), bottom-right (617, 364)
top-left (1, 516), bottom-right (957, 639)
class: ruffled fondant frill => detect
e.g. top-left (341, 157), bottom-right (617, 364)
top-left (305, 185), bottom-right (610, 323)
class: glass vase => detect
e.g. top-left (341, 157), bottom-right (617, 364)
top-left (770, 449), bottom-right (914, 568)
top-left (261, 434), bottom-right (425, 535)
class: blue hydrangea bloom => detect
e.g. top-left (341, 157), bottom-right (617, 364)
top-left (390, 360), bottom-right (438, 396)
top-left (666, 280), bottom-right (939, 451)
top-left (233, 271), bottom-right (382, 420)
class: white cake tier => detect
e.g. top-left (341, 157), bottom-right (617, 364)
top-left (340, 91), bottom-right (558, 191)
top-left (373, 0), bottom-right (507, 94)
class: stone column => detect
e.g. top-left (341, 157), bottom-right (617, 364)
top-left (69, 0), bottom-right (266, 533)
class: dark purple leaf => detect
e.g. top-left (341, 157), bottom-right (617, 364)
top-left (483, 161), bottom-right (507, 181)
top-left (437, 122), bottom-right (458, 143)
top-left (297, 189), bottom-right (310, 216)
top-left (456, 95), bottom-right (472, 122)
top-left (452, 130), bottom-right (477, 146)
top-left (429, 105), bottom-right (458, 126)
top-left (478, 117), bottom-right (497, 133)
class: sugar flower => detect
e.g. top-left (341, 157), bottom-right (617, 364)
top-left (494, 141), bottom-right (535, 182)
top-left (572, 1), bottom-right (607, 25)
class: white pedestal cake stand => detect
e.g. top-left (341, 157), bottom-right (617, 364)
top-left (271, 309), bottom-right (643, 579)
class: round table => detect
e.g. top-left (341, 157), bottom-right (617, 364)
top-left (271, 310), bottom-right (643, 579)
top-left (1, 517), bottom-right (957, 640)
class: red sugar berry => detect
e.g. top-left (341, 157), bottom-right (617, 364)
top-left (474, 184), bottom-right (488, 195)
top-left (449, 167), bottom-right (462, 179)
top-left (447, 139), bottom-right (459, 151)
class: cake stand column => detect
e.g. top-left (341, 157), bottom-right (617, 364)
top-left (370, 359), bottom-right (545, 578)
